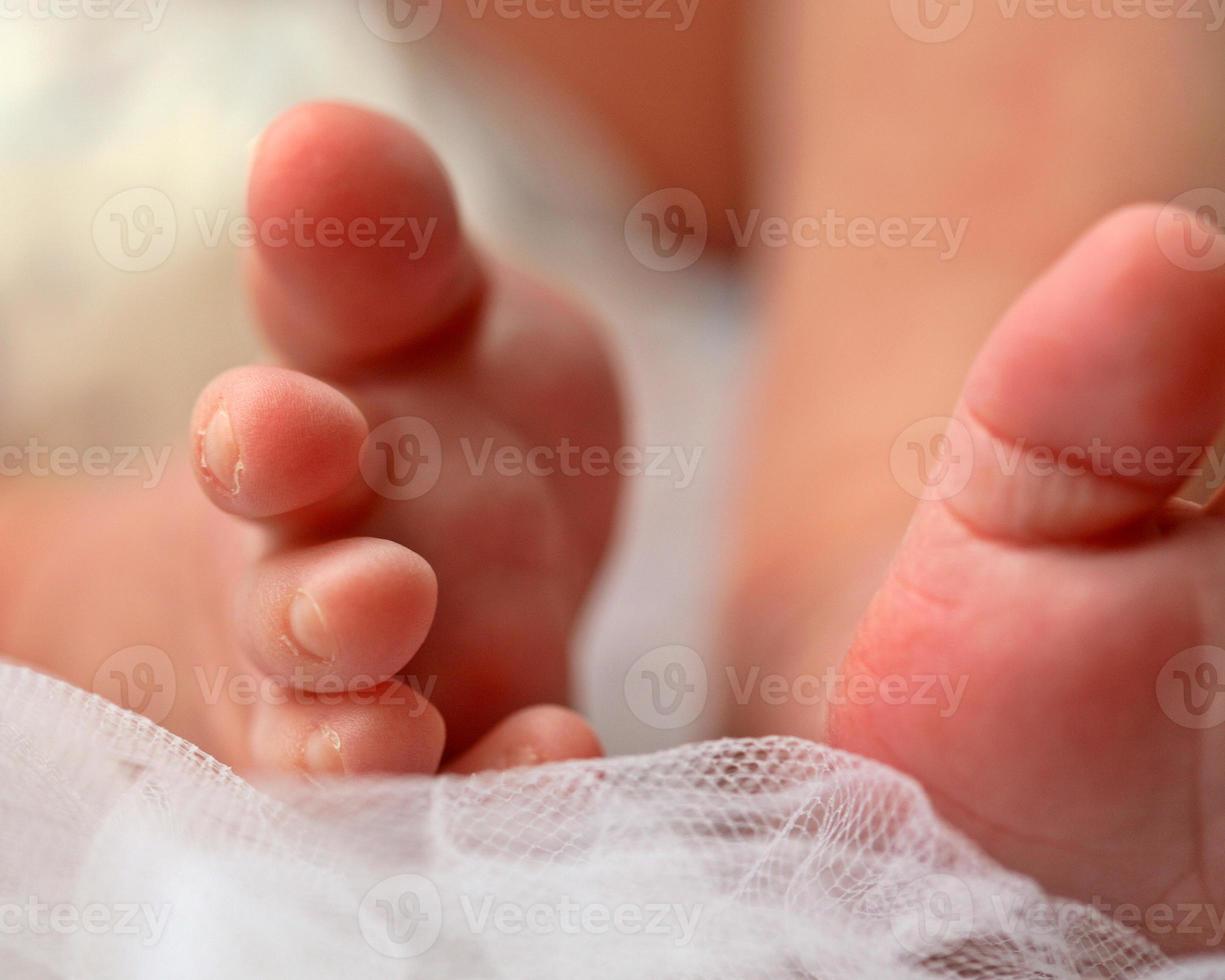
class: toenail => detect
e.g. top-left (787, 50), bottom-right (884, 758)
top-left (502, 744), bottom-right (541, 770)
top-left (288, 590), bottom-right (339, 665)
top-left (246, 132), bottom-right (265, 178)
top-left (303, 724), bottom-right (345, 775)
top-left (201, 406), bottom-right (242, 495)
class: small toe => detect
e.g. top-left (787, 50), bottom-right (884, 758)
top-left (191, 365), bottom-right (368, 522)
top-left (237, 537), bottom-right (436, 691)
top-left (250, 679), bottom-right (445, 777)
top-left (444, 706), bottom-right (603, 774)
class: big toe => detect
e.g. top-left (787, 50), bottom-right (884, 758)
top-left (247, 101), bottom-right (483, 376)
top-left (934, 203), bottom-right (1225, 542)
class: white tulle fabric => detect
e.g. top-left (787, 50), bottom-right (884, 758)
top-left (1, 663), bottom-right (1218, 980)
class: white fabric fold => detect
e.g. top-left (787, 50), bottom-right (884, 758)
top-left (0, 663), bottom-right (1215, 979)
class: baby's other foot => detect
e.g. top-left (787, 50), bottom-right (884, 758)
top-left (831, 206), bottom-right (1225, 952)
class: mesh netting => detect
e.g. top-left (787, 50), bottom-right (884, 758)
top-left (0, 664), bottom-right (1217, 979)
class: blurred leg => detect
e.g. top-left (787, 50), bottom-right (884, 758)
top-left (727, 0), bottom-right (1225, 737)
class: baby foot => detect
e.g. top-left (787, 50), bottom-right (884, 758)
top-left (830, 205), bottom-right (1225, 952)
top-left (3, 102), bottom-right (617, 779)
top-left (185, 102), bottom-right (621, 773)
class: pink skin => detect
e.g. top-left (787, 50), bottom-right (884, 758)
top-left (445, 705), bottom-right (604, 775)
top-left (830, 206), bottom-right (1225, 953)
top-left (183, 101), bottom-right (621, 772)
